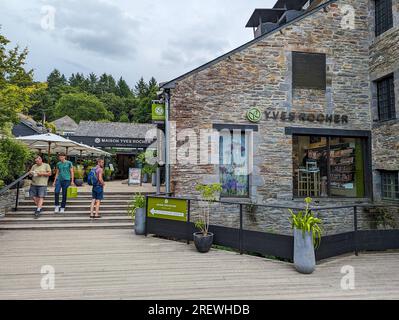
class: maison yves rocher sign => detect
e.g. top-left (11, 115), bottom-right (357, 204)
top-left (246, 108), bottom-right (349, 124)
top-left (71, 136), bottom-right (153, 148)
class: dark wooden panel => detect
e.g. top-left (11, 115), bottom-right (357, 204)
top-left (292, 52), bottom-right (326, 89)
top-left (147, 218), bottom-right (190, 240)
top-left (357, 230), bottom-right (399, 251)
top-left (243, 229), bottom-right (294, 260)
top-left (316, 232), bottom-right (355, 261)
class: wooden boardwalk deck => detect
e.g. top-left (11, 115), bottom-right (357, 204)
top-left (0, 229), bottom-right (398, 300)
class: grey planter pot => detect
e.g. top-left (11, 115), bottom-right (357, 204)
top-left (74, 179), bottom-right (84, 187)
top-left (142, 173), bottom-right (149, 183)
top-left (193, 232), bottom-right (214, 253)
top-left (151, 173), bottom-right (156, 186)
top-left (293, 228), bottom-right (316, 274)
top-left (134, 207), bottom-right (146, 235)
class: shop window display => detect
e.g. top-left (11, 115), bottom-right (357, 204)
top-left (293, 135), bottom-right (366, 198)
top-left (219, 130), bottom-right (249, 197)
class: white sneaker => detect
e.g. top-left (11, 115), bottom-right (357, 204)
top-left (60, 208), bottom-right (65, 213)
top-left (54, 206), bottom-right (60, 213)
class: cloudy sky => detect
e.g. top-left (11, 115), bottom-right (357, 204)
top-left (0, 0), bottom-right (275, 86)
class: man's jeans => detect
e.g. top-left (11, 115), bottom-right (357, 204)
top-left (55, 180), bottom-right (71, 209)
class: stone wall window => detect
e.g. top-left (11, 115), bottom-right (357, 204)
top-left (380, 171), bottom-right (399, 201)
top-left (292, 52), bottom-right (326, 90)
top-left (375, 0), bottom-right (393, 36)
top-left (376, 74), bottom-right (396, 121)
top-left (219, 130), bottom-right (249, 198)
top-left (293, 135), bottom-right (367, 198)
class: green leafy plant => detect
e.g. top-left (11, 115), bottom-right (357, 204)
top-left (74, 167), bottom-right (84, 179)
top-left (289, 197), bottom-right (323, 248)
top-left (127, 193), bottom-right (146, 221)
top-left (104, 168), bottom-right (113, 180)
top-left (195, 183), bottom-right (222, 235)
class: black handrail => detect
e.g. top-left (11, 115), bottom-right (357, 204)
top-left (0, 172), bottom-right (30, 196)
top-left (0, 172), bottom-right (30, 211)
top-left (147, 194), bottom-right (398, 211)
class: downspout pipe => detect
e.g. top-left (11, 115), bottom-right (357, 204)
top-left (164, 89), bottom-right (171, 194)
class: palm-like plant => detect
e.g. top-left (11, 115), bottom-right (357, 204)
top-left (289, 197), bottom-right (323, 248)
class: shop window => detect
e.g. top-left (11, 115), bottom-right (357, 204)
top-left (375, 0), bottom-right (393, 37)
top-left (377, 74), bottom-right (396, 121)
top-left (219, 130), bottom-right (249, 197)
top-left (381, 171), bottom-right (399, 201)
top-left (293, 135), bottom-right (367, 198)
top-left (292, 52), bottom-right (326, 90)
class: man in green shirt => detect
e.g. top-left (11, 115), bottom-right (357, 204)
top-left (53, 152), bottom-right (75, 213)
top-left (29, 156), bottom-right (52, 218)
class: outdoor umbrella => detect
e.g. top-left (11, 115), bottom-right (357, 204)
top-left (16, 133), bottom-right (110, 160)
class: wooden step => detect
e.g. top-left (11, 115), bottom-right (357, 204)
top-left (16, 205), bottom-right (129, 212)
top-left (18, 200), bottom-right (132, 206)
top-left (7, 211), bottom-right (131, 217)
top-left (0, 222), bottom-right (134, 230)
top-left (1, 216), bottom-right (132, 224)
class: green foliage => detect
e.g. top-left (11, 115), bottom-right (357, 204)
top-left (74, 167), bottom-right (85, 179)
top-left (119, 113), bottom-right (129, 123)
top-left (195, 183), bottom-right (223, 202)
top-left (289, 197), bottom-right (323, 248)
top-left (194, 183), bottom-right (222, 235)
top-left (0, 32), bottom-right (45, 128)
top-left (0, 137), bottom-right (33, 184)
top-left (54, 92), bottom-right (113, 123)
top-left (127, 193), bottom-right (146, 221)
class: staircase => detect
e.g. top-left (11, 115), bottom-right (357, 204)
top-left (0, 191), bottom-right (141, 230)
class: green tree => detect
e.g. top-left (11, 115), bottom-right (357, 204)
top-left (54, 92), bottom-right (113, 123)
top-left (47, 69), bottom-right (67, 89)
top-left (119, 113), bottom-right (129, 123)
top-left (99, 93), bottom-right (127, 122)
top-left (0, 32), bottom-right (44, 128)
top-left (116, 77), bottom-right (132, 98)
top-left (0, 137), bottom-right (33, 184)
top-left (134, 77), bottom-right (148, 98)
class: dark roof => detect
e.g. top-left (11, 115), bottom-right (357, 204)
top-left (52, 116), bottom-right (78, 133)
top-left (245, 9), bottom-right (286, 28)
top-left (273, 0), bottom-right (310, 10)
top-left (161, 0), bottom-right (336, 90)
top-left (73, 121), bottom-right (156, 139)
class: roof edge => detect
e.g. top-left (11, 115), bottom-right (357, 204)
top-left (161, 0), bottom-right (338, 89)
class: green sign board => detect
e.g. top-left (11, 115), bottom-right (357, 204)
top-left (152, 103), bottom-right (165, 121)
top-left (246, 107), bottom-right (261, 123)
top-left (147, 197), bottom-right (188, 222)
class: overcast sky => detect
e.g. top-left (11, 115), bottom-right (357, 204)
top-left (0, 0), bottom-right (275, 86)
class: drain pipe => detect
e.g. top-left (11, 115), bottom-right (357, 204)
top-left (164, 89), bottom-right (171, 194)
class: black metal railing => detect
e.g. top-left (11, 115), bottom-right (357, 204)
top-left (0, 172), bottom-right (30, 211)
top-left (145, 194), bottom-right (399, 261)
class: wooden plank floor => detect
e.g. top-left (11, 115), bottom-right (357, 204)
top-left (0, 229), bottom-right (398, 300)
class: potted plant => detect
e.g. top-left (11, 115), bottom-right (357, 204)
top-left (142, 165), bottom-right (152, 183)
top-left (128, 193), bottom-right (146, 235)
top-left (193, 183), bottom-right (222, 253)
top-left (104, 168), bottom-right (112, 181)
top-left (289, 197), bottom-right (322, 274)
top-left (74, 166), bottom-right (85, 186)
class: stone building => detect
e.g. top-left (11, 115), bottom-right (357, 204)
top-left (160, 0), bottom-right (399, 232)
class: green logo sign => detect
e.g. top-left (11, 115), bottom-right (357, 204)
top-left (147, 197), bottom-right (188, 222)
top-left (152, 103), bottom-right (165, 121)
top-left (246, 107), bottom-right (261, 123)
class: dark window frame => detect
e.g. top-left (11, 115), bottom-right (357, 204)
top-left (292, 51), bottom-right (327, 90)
top-left (376, 74), bottom-right (396, 121)
top-left (380, 171), bottom-right (399, 201)
top-left (375, 0), bottom-right (393, 37)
